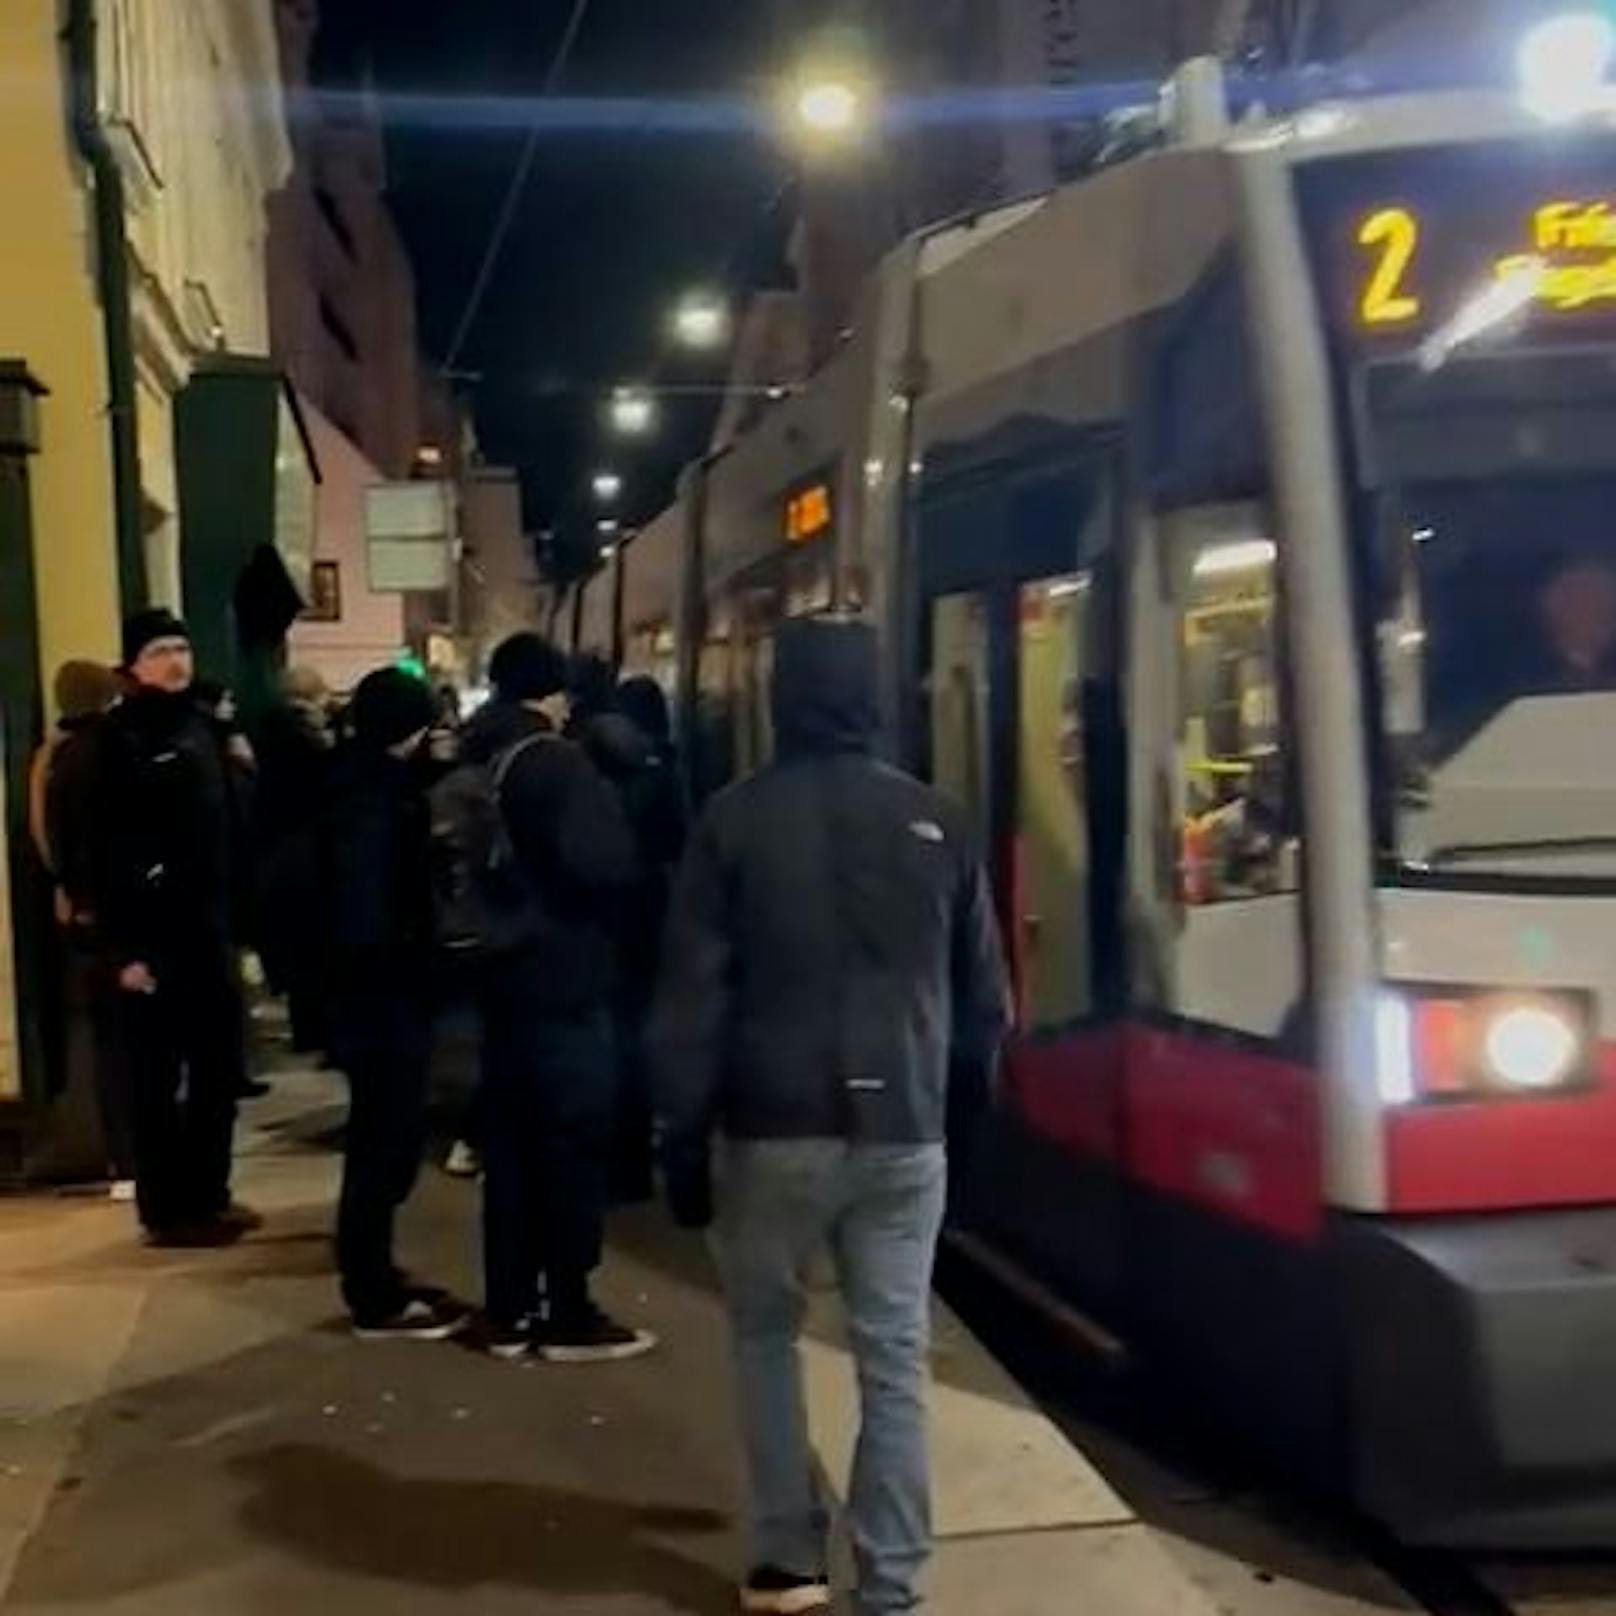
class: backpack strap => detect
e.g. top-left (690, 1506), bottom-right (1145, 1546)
top-left (490, 731), bottom-right (556, 799)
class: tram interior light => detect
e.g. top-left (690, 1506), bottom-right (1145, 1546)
top-left (1192, 538), bottom-right (1277, 579)
top-left (1518, 11), bottom-right (1616, 121)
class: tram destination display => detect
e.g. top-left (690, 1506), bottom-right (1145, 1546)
top-left (1302, 142), bottom-right (1616, 349)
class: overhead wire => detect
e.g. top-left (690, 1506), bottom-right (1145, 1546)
top-left (442, 0), bottom-right (594, 373)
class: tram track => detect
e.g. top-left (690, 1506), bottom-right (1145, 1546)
top-left (940, 1233), bottom-right (1613, 1616)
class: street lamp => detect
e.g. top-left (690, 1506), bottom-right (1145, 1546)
top-left (592, 470), bottom-right (623, 504)
top-left (1519, 10), bottom-right (1616, 120)
top-left (796, 78), bottom-right (863, 136)
top-left (607, 386), bottom-right (656, 437)
top-left (671, 293), bottom-right (731, 351)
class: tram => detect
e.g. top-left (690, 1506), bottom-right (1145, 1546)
top-left (589, 65), bottom-right (1616, 1546)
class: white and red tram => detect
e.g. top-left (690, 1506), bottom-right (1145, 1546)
top-left (594, 70), bottom-right (1616, 1545)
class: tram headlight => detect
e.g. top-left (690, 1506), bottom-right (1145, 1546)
top-left (1481, 1003), bottom-right (1581, 1090)
top-left (1519, 12), bottom-right (1616, 121)
top-left (1374, 988), bottom-right (1592, 1104)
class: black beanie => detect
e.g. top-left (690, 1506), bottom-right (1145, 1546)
top-left (351, 668), bottom-right (440, 750)
top-left (122, 607), bottom-right (190, 667)
top-left (489, 633), bottom-right (569, 702)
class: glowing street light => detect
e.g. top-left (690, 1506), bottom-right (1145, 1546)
top-left (592, 470), bottom-right (623, 504)
top-left (607, 386), bottom-right (656, 437)
top-left (796, 78), bottom-right (863, 136)
top-left (671, 293), bottom-right (731, 350)
top-left (1519, 11), bottom-right (1616, 120)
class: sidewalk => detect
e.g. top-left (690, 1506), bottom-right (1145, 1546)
top-left (0, 1056), bottom-right (1217, 1615)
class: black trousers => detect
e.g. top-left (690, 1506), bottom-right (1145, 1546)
top-left (122, 957), bottom-right (243, 1232)
top-left (480, 968), bottom-right (615, 1330)
top-left (335, 993), bottom-right (432, 1323)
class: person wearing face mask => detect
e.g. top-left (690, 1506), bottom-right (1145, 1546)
top-left (88, 610), bottom-right (258, 1247)
top-left (326, 668), bottom-right (464, 1341)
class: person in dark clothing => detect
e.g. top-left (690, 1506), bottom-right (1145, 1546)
top-left (31, 660), bottom-right (132, 1190)
top-left (193, 677), bottom-right (267, 1099)
top-left (327, 668), bottom-right (463, 1341)
top-left (253, 666), bottom-right (337, 1054)
top-left (461, 632), bottom-right (654, 1363)
top-left (651, 616), bottom-right (1010, 1616)
top-left (577, 677), bottom-right (688, 1202)
top-left (90, 610), bottom-right (258, 1247)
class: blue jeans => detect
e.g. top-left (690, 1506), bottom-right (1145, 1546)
top-left (712, 1140), bottom-right (948, 1615)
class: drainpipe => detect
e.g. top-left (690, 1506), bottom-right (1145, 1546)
top-left (64, 0), bottom-right (146, 614)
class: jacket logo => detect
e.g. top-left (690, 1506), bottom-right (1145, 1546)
top-left (909, 820), bottom-right (945, 844)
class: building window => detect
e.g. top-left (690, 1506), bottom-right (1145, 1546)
top-left (319, 296), bottom-right (360, 364)
top-left (314, 187), bottom-right (357, 260)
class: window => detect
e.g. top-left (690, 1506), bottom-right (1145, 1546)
top-left (929, 591), bottom-right (990, 837)
top-left (1169, 505), bottom-right (1299, 906)
top-left (1017, 574), bottom-right (1093, 1026)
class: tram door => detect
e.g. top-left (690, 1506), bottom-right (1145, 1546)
top-left (920, 463), bottom-right (1128, 1295)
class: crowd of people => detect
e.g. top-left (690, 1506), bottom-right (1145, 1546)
top-left (28, 606), bottom-right (1010, 1616)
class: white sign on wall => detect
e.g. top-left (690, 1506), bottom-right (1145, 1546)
top-left (366, 481), bottom-right (453, 592)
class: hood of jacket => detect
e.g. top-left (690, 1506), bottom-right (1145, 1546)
top-left (581, 711), bottom-right (653, 780)
top-left (460, 699), bottom-right (551, 765)
top-left (771, 617), bottom-right (881, 758)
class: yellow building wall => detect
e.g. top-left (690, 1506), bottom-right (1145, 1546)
top-left (0, 0), bottom-right (120, 679)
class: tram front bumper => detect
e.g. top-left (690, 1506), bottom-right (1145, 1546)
top-left (1340, 1206), bottom-right (1616, 1547)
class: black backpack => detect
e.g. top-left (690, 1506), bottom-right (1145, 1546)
top-left (428, 734), bottom-right (552, 960)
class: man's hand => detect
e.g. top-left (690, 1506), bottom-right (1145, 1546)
top-left (118, 961), bottom-right (158, 995)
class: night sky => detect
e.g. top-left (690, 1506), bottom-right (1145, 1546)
top-left (317, 0), bottom-right (792, 540)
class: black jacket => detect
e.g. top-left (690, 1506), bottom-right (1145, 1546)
top-left (325, 744), bottom-right (435, 1056)
top-left (580, 712), bottom-right (690, 1009)
top-left (461, 701), bottom-right (637, 1012)
top-left (651, 619), bottom-right (1009, 1157)
top-left (44, 717), bottom-right (106, 926)
top-left (88, 688), bottom-right (237, 968)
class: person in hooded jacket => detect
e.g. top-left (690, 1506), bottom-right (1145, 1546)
top-left (88, 610), bottom-right (257, 1247)
top-left (573, 675), bottom-right (689, 1202)
top-left (30, 660), bottom-right (131, 1190)
top-left (326, 668), bottom-right (463, 1341)
top-left (651, 615), bottom-right (1009, 1616)
top-left (460, 633), bottom-right (653, 1363)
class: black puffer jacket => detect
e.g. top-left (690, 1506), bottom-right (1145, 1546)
top-left (651, 618), bottom-right (1009, 1155)
top-left (461, 700), bottom-right (637, 1012)
top-left (88, 688), bottom-right (237, 968)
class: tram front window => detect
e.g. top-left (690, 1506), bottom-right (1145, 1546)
top-left (1376, 473), bottom-right (1616, 875)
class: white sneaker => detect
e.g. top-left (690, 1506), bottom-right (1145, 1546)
top-left (109, 1179), bottom-right (137, 1204)
top-left (443, 1140), bottom-right (481, 1178)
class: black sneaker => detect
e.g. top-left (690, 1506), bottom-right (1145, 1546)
top-left (352, 1298), bottom-right (465, 1343)
top-left (216, 1201), bottom-right (264, 1233)
top-left (534, 1304), bottom-right (657, 1364)
top-left (741, 1566), bottom-right (833, 1614)
top-left (144, 1218), bottom-right (245, 1250)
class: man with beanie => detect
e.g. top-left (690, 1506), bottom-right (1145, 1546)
top-left (460, 633), bottom-right (652, 1362)
top-left (327, 668), bottom-right (462, 1339)
top-left (89, 609), bottom-right (256, 1246)
top-left (651, 616), bottom-right (1009, 1616)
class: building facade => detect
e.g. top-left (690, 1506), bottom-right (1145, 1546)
top-left (270, 0), bottom-right (419, 690)
top-left (0, 0), bottom-right (296, 1122)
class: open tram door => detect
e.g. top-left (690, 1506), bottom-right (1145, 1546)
top-left (913, 434), bottom-right (1130, 1307)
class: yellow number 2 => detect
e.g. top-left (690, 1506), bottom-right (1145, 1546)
top-left (1357, 208), bottom-right (1422, 326)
